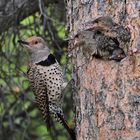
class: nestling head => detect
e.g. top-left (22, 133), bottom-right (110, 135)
top-left (18, 36), bottom-right (50, 63)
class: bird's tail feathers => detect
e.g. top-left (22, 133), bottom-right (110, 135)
top-left (56, 113), bottom-right (76, 140)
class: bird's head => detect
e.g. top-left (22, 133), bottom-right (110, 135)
top-left (18, 36), bottom-right (47, 52)
top-left (18, 36), bottom-right (50, 63)
top-left (90, 16), bottom-right (117, 32)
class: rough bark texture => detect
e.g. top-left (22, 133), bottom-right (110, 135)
top-left (67, 0), bottom-right (140, 140)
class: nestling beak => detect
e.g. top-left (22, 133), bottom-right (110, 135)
top-left (18, 40), bottom-right (29, 45)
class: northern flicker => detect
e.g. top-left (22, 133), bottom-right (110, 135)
top-left (18, 36), bottom-right (75, 140)
top-left (75, 30), bottom-right (126, 61)
top-left (74, 16), bottom-right (130, 61)
top-left (90, 16), bottom-right (130, 55)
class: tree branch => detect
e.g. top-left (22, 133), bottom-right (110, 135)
top-left (0, 0), bottom-right (59, 34)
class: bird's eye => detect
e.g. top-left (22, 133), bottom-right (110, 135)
top-left (35, 41), bottom-right (38, 44)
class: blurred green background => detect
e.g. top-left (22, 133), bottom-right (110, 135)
top-left (0, 1), bottom-right (74, 140)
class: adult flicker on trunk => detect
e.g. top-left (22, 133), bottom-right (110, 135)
top-left (18, 36), bottom-right (75, 140)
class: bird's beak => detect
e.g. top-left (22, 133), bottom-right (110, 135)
top-left (18, 40), bottom-right (29, 45)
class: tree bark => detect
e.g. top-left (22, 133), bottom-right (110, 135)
top-left (67, 0), bottom-right (140, 139)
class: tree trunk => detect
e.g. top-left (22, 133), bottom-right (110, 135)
top-left (67, 0), bottom-right (140, 139)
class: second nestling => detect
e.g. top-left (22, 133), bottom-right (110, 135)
top-left (74, 16), bottom-right (131, 61)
